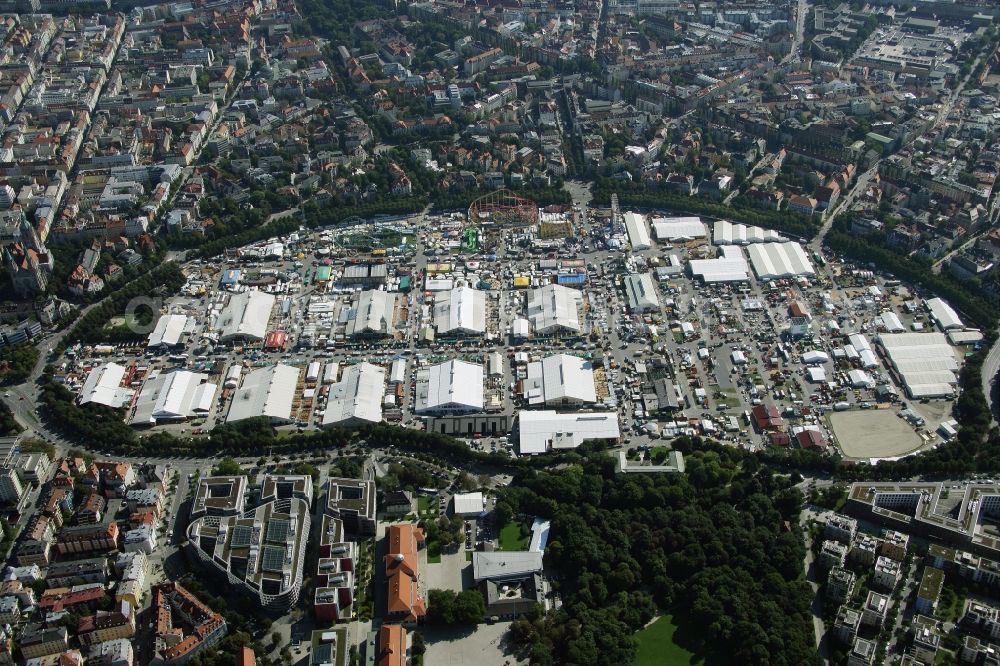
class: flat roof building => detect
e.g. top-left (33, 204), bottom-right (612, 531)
top-left (414, 359), bottom-right (484, 414)
top-left (527, 284), bottom-right (583, 335)
top-left (217, 291), bottom-right (275, 342)
top-left (523, 354), bottom-right (596, 407)
top-left (322, 362), bottom-right (386, 427)
top-left (433, 286), bottom-right (486, 336)
top-left (452, 491), bottom-right (485, 516)
top-left (516, 410), bottom-right (620, 454)
top-left (186, 475), bottom-right (312, 613)
top-left (623, 273), bottom-right (659, 312)
top-left (131, 371), bottom-right (216, 425)
top-left (472, 551), bottom-right (543, 583)
top-left (847, 481), bottom-right (1000, 560)
top-left (226, 364), bottom-right (300, 424)
top-left (345, 290), bottom-right (397, 338)
top-left (190, 476), bottom-right (248, 519)
top-left (325, 477), bottom-right (376, 538)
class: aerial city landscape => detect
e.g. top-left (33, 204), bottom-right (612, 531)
top-left (0, 0), bottom-right (999, 664)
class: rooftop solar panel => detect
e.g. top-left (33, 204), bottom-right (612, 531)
top-left (262, 545), bottom-right (286, 573)
top-left (266, 519), bottom-right (289, 544)
top-left (230, 524), bottom-right (253, 548)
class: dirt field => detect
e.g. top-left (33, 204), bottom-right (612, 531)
top-left (830, 410), bottom-right (924, 459)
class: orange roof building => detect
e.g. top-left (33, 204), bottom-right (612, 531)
top-left (377, 624), bottom-right (406, 666)
top-left (384, 524), bottom-right (426, 623)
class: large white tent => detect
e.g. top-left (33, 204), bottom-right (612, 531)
top-left (747, 242), bottom-right (815, 279)
top-left (414, 359), bottom-right (484, 413)
top-left (227, 364), bottom-right (300, 423)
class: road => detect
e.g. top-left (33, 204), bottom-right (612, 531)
top-left (982, 338), bottom-right (1000, 425)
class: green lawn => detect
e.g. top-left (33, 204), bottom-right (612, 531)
top-left (498, 521), bottom-right (530, 551)
top-left (417, 495), bottom-right (437, 516)
top-left (426, 539), bottom-right (442, 564)
top-left (635, 615), bottom-right (702, 666)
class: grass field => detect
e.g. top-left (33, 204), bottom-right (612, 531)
top-left (498, 521), bottom-right (530, 551)
top-left (635, 615), bottom-right (701, 666)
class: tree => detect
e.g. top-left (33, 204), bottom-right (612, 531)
top-left (411, 632), bottom-right (426, 656)
top-left (427, 589), bottom-right (484, 625)
top-left (493, 501), bottom-right (513, 527)
top-left (212, 456), bottom-right (243, 476)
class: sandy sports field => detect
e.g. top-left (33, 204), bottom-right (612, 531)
top-left (830, 410), bottom-right (924, 459)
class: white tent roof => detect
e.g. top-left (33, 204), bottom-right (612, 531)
top-left (802, 350), bottom-right (829, 364)
top-left (747, 242), bottom-right (815, 279)
top-left (227, 364), bottom-right (300, 423)
top-left (147, 314), bottom-right (188, 347)
top-left (517, 410), bottom-right (620, 454)
top-left (806, 367), bottom-right (827, 382)
top-left (79, 363), bottom-right (133, 408)
top-left (623, 273), bottom-right (660, 311)
top-left (926, 297), bottom-right (963, 330)
top-left (131, 370), bottom-right (215, 424)
top-left (217, 291), bottom-right (275, 341)
top-left (689, 245), bottom-right (751, 282)
top-left (527, 284), bottom-right (583, 334)
top-left (878, 332), bottom-right (960, 398)
top-left (414, 359), bottom-right (484, 413)
top-left (452, 491), bottom-right (485, 515)
top-left (651, 216), bottom-right (707, 240)
top-left (623, 212), bottom-right (651, 250)
top-left (433, 286), bottom-right (486, 335)
top-left (880, 312), bottom-right (905, 333)
top-left (322, 362), bottom-right (385, 426)
top-left (512, 318), bottom-right (530, 338)
top-left (848, 369), bottom-right (874, 387)
top-left (712, 220), bottom-right (783, 245)
top-left (523, 354), bottom-right (596, 405)
top-left (345, 290), bottom-right (396, 337)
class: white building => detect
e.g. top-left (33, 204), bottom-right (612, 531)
top-left (130, 371), bottom-right (217, 425)
top-left (452, 491), bottom-right (486, 517)
top-left (651, 216), bottom-right (707, 241)
top-left (517, 410), bottom-right (620, 454)
top-left (322, 362), bottom-right (386, 427)
top-left (623, 273), bottom-right (660, 312)
top-left (623, 212), bottom-right (652, 250)
top-left (227, 364), bottom-right (301, 423)
top-left (217, 290), bottom-right (275, 342)
top-left (925, 297), bottom-right (963, 331)
top-left (747, 242), bottom-right (816, 279)
top-left (79, 363), bottom-right (134, 408)
top-left (523, 354), bottom-right (597, 406)
top-left (880, 312), bottom-right (905, 333)
top-left (122, 525), bottom-right (157, 554)
top-left (433, 286), bottom-right (486, 336)
top-left (527, 284), bottom-right (583, 335)
top-left (414, 359), bottom-right (484, 413)
top-left (877, 333), bottom-right (960, 399)
top-left (712, 220), bottom-right (783, 245)
top-left (345, 290), bottom-right (397, 337)
top-left (689, 245), bottom-right (751, 283)
top-left (146, 314), bottom-right (188, 347)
